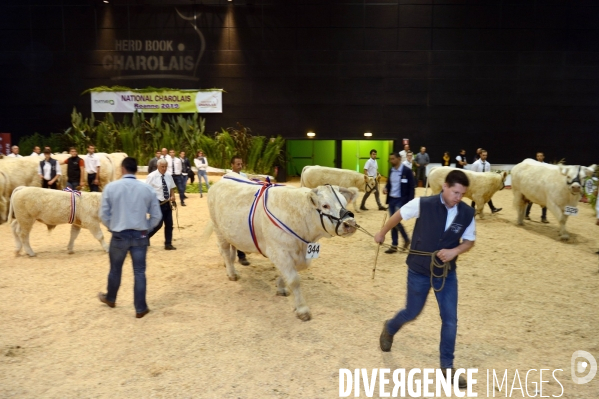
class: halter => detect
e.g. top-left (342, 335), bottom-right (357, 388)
top-left (315, 184), bottom-right (355, 236)
top-left (566, 165), bottom-right (582, 187)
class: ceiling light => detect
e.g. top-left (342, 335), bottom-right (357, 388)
top-left (307, 132), bottom-right (315, 138)
top-left (364, 132), bottom-right (372, 137)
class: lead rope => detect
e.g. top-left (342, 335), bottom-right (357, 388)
top-left (347, 221), bottom-right (451, 292)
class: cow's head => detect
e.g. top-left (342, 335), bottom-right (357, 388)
top-left (309, 185), bottom-right (358, 236)
top-left (559, 164), bottom-right (596, 194)
top-left (364, 175), bottom-right (377, 192)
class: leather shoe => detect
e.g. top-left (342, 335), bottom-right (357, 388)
top-left (239, 258), bottom-right (250, 266)
top-left (136, 309), bottom-right (150, 319)
top-left (491, 208), bottom-right (502, 213)
top-left (98, 292), bottom-right (115, 308)
top-left (403, 239), bottom-right (411, 250)
top-left (541, 218), bottom-right (549, 223)
top-left (378, 206), bottom-right (387, 211)
top-left (360, 206), bottom-right (368, 211)
top-left (181, 203), bottom-right (186, 206)
top-left (525, 215), bottom-right (531, 220)
top-left (441, 368), bottom-right (468, 389)
top-left (384, 245), bottom-right (397, 254)
top-left (379, 320), bottom-right (394, 352)
top-left (165, 244), bottom-right (177, 250)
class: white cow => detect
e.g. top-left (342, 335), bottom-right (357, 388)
top-left (207, 173), bottom-right (358, 321)
top-left (426, 166), bottom-right (507, 218)
top-left (300, 165), bottom-right (376, 213)
top-left (9, 186), bottom-right (109, 256)
top-left (511, 159), bottom-right (596, 240)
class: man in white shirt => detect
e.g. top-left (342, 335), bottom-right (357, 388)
top-left (375, 169), bottom-right (475, 389)
top-left (166, 149), bottom-right (186, 206)
top-left (360, 149), bottom-right (386, 211)
top-left (84, 144), bottom-right (101, 192)
top-left (8, 145), bottom-right (22, 158)
top-left (30, 146), bottom-right (42, 157)
top-left (402, 150), bottom-right (414, 169)
top-left (146, 159), bottom-right (177, 250)
top-left (194, 150), bottom-right (210, 198)
top-left (470, 149), bottom-right (502, 214)
top-left (399, 144), bottom-right (410, 163)
top-left (38, 149), bottom-right (62, 189)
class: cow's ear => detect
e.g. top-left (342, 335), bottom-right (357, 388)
top-left (339, 187), bottom-right (358, 204)
top-left (502, 171), bottom-right (507, 180)
top-left (585, 164), bottom-right (597, 176)
top-left (558, 165), bottom-right (568, 176)
top-left (309, 188), bottom-right (319, 208)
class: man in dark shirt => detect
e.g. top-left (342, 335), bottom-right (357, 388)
top-left (62, 147), bottom-right (85, 189)
top-left (147, 150), bottom-right (161, 174)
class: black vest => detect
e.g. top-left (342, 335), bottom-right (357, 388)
top-left (39, 158), bottom-right (58, 180)
top-left (66, 156), bottom-right (82, 182)
top-left (406, 195), bottom-right (475, 276)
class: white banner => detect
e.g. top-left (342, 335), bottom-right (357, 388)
top-left (90, 90), bottom-right (222, 113)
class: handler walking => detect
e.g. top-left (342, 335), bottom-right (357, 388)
top-left (360, 149), bottom-right (386, 211)
top-left (98, 157), bottom-right (161, 319)
top-left (147, 159), bottom-right (177, 250)
top-left (374, 170), bottom-right (476, 388)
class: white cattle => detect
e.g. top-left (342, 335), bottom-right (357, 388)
top-left (426, 166), bottom-right (507, 218)
top-left (300, 165), bottom-right (376, 213)
top-left (207, 173), bottom-right (358, 321)
top-left (511, 159), bottom-right (596, 240)
top-left (9, 186), bottom-right (109, 256)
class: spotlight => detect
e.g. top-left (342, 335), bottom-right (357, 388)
top-left (364, 132), bottom-right (372, 137)
top-left (307, 132), bottom-right (316, 138)
top-left (103, 0), bottom-right (109, 3)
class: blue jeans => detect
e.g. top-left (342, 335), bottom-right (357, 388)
top-left (197, 170), bottom-right (210, 194)
top-left (105, 229), bottom-right (149, 314)
top-left (386, 269), bottom-right (458, 369)
top-left (388, 197), bottom-right (409, 246)
top-left (172, 175), bottom-right (186, 203)
top-left (66, 181), bottom-right (79, 189)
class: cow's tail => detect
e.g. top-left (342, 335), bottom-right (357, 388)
top-left (300, 165), bottom-right (310, 187)
top-left (201, 220), bottom-right (214, 242)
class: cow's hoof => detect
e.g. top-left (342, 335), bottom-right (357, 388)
top-left (560, 236), bottom-right (570, 241)
top-left (228, 275), bottom-right (238, 281)
top-left (296, 311), bottom-right (312, 321)
top-left (68, 250), bottom-right (74, 254)
top-left (27, 253), bottom-right (37, 257)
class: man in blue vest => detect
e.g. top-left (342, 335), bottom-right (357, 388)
top-left (374, 169), bottom-right (476, 388)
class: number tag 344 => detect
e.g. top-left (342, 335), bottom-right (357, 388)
top-left (306, 243), bottom-right (321, 259)
top-left (564, 206), bottom-right (578, 216)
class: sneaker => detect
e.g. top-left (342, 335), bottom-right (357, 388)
top-left (239, 258), bottom-right (250, 266)
top-left (384, 245), bottom-right (398, 254)
top-left (525, 215), bottom-right (531, 220)
top-left (379, 320), bottom-right (394, 352)
top-left (491, 208), bottom-right (502, 214)
top-left (441, 368), bottom-right (467, 389)
top-left (541, 218), bottom-right (549, 223)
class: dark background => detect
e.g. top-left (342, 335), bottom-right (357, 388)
top-left (1, 0), bottom-right (597, 164)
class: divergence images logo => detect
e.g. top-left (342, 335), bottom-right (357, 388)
top-left (571, 350), bottom-right (597, 384)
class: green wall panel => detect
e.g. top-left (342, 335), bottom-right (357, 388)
top-left (341, 140), bottom-right (393, 175)
top-left (286, 140), bottom-right (335, 176)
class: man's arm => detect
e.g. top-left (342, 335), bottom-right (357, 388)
top-left (374, 209), bottom-right (404, 244)
top-left (79, 160), bottom-right (85, 186)
top-left (99, 189), bottom-right (111, 229)
top-left (437, 240), bottom-right (475, 263)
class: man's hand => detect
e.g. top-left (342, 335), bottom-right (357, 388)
top-left (436, 248), bottom-right (459, 263)
top-left (374, 231), bottom-right (385, 244)
top-left (93, 178), bottom-right (99, 184)
top-left (383, 188), bottom-right (388, 194)
top-left (170, 194), bottom-right (176, 202)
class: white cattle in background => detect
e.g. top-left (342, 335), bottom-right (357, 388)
top-left (426, 166), bottom-right (507, 218)
top-left (300, 165), bottom-right (376, 213)
top-left (207, 173), bottom-right (358, 321)
top-left (511, 159), bottom-right (596, 240)
top-left (9, 186), bottom-right (108, 256)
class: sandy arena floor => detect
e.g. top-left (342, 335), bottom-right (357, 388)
top-left (1, 178), bottom-right (598, 398)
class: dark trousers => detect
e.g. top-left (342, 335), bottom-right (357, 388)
top-left (471, 200), bottom-right (497, 211)
top-left (416, 167), bottom-right (427, 186)
top-left (149, 201), bottom-right (173, 245)
top-left (388, 197), bottom-right (409, 246)
top-left (42, 179), bottom-right (57, 190)
top-left (526, 203), bottom-right (547, 218)
top-left (66, 181), bottom-right (80, 190)
top-left (360, 180), bottom-right (382, 208)
top-left (88, 173), bottom-right (99, 192)
top-left (172, 175), bottom-right (186, 204)
top-left (105, 229), bottom-right (149, 314)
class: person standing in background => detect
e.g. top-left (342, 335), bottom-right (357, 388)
top-left (360, 149), bottom-right (387, 211)
top-left (399, 144), bottom-right (410, 164)
top-left (147, 150), bottom-right (161, 174)
top-left (38, 149), bottom-right (61, 189)
top-left (166, 149), bottom-right (186, 206)
top-left (525, 152), bottom-right (549, 223)
top-left (470, 150), bottom-right (502, 214)
top-left (8, 145), bottom-right (22, 158)
top-left (62, 147), bottom-right (85, 189)
top-left (414, 146), bottom-right (430, 187)
top-left (442, 151), bottom-right (451, 166)
top-left (30, 146), bottom-right (42, 157)
top-left (194, 150), bottom-right (210, 198)
top-left (455, 149), bottom-right (467, 169)
top-left (84, 144), bottom-right (101, 192)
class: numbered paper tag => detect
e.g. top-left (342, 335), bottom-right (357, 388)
top-left (564, 206), bottom-right (578, 216)
top-left (306, 243), bottom-right (321, 259)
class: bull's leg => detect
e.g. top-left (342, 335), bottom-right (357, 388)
top-left (214, 231), bottom-right (237, 281)
top-left (546, 202), bottom-right (569, 240)
top-left (68, 225), bottom-right (82, 254)
top-left (10, 220), bottom-right (22, 255)
top-left (86, 224), bottom-right (109, 253)
top-left (512, 190), bottom-right (527, 225)
top-left (271, 253), bottom-right (311, 321)
top-left (276, 276), bottom-right (288, 296)
top-left (353, 195), bottom-right (360, 213)
top-left (473, 196), bottom-right (485, 219)
top-left (17, 220), bottom-right (36, 257)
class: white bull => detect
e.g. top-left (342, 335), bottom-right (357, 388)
top-left (207, 173), bottom-right (358, 321)
top-left (426, 167), bottom-right (507, 218)
top-left (300, 165), bottom-right (376, 213)
top-left (9, 186), bottom-right (109, 256)
top-left (511, 159), bottom-right (596, 240)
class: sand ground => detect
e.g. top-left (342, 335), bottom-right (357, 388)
top-left (1, 178), bottom-right (598, 398)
